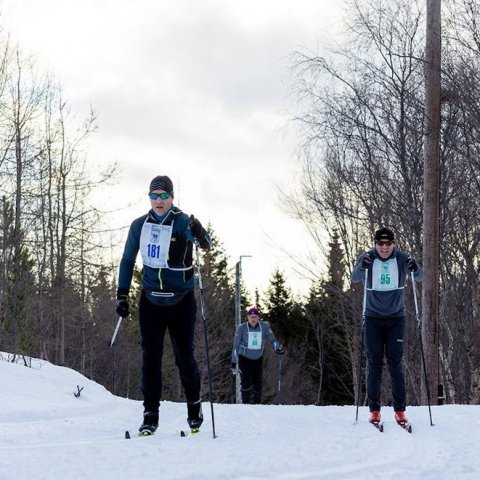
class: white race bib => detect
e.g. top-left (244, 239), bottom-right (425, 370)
top-left (371, 258), bottom-right (399, 291)
top-left (247, 331), bottom-right (262, 350)
top-left (140, 220), bottom-right (173, 268)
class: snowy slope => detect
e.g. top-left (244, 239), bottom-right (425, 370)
top-left (0, 354), bottom-right (479, 480)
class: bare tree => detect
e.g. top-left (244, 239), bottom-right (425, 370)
top-left (289, 0), bottom-right (480, 405)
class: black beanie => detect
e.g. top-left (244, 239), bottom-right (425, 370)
top-left (374, 227), bottom-right (395, 242)
top-left (149, 175), bottom-right (174, 194)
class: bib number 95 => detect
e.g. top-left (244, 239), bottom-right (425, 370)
top-left (380, 273), bottom-right (391, 285)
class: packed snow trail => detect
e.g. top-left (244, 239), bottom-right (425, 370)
top-left (0, 355), bottom-right (479, 480)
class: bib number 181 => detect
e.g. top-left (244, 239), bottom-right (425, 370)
top-left (147, 244), bottom-right (161, 259)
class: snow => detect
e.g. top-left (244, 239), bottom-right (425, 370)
top-left (0, 354), bottom-right (479, 480)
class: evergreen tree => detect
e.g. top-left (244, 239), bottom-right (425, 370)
top-left (88, 265), bottom-right (142, 399)
top-left (0, 198), bottom-right (37, 358)
top-left (303, 231), bottom-right (353, 405)
top-left (263, 268), bottom-right (294, 345)
top-left (253, 288), bottom-right (262, 311)
top-left (261, 269), bottom-right (297, 404)
top-left (193, 227), bottom-right (236, 403)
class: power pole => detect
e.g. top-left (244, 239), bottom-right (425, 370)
top-left (234, 255), bottom-right (251, 403)
top-left (422, 0), bottom-right (441, 405)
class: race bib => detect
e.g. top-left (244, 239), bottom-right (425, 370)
top-left (140, 221), bottom-right (173, 268)
top-left (247, 331), bottom-right (262, 350)
top-left (371, 258), bottom-right (399, 291)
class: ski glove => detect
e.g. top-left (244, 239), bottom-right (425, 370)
top-left (116, 297), bottom-right (129, 318)
top-left (276, 345), bottom-right (285, 355)
top-left (361, 253), bottom-right (373, 269)
top-left (407, 256), bottom-right (418, 272)
top-left (189, 215), bottom-right (204, 238)
top-left (231, 362), bottom-right (237, 375)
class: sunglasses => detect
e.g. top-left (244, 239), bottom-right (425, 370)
top-left (149, 192), bottom-right (171, 200)
top-left (376, 240), bottom-right (393, 246)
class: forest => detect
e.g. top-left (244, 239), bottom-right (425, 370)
top-left (1, 0), bottom-right (479, 407)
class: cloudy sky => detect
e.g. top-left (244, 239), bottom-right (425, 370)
top-left (1, 0), bottom-right (345, 297)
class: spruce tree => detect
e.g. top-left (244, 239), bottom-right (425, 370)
top-left (303, 231), bottom-right (353, 405)
top-left (263, 268), bottom-right (294, 345)
top-left (261, 269), bottom-right (297, 404)
top-left (193, 227), bottom-right (236, 403)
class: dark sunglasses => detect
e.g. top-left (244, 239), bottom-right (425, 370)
top-left (376, 240), bottom-right (393, 246)
top-left (149, 192), bottom-right (171, 200)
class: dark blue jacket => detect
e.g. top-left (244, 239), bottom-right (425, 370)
top-left (351, 247), bottom-right (422, 317)
top-left (118, 207), bottom-right (210, 294)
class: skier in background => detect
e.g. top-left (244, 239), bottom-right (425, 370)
top-left (351, 227), bottom-right (422, 426)
top-left (231, 307), bottom-right (284, 404)
top-left (115, 175), bottom-right (211, 435)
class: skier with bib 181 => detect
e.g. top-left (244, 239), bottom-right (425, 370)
top-left (231, 307), bottom-right (284, 404)
top-left (115, 175), bottom-right (211, 436)
top-left (351, 227), bottom-right (422, 427)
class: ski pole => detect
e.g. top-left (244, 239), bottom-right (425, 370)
top-left (109, 316), bottom-right (124, 348)
top-left (411, 271), bottom-right (434, 426)
top-left (194, 242), bottom-right (217, 438)
top-left (276, 357), bottom-right (282, 405)
top-left (355, 268), bottom-right (368, 424)
top-left (231, 366), bottom-right (237, 402)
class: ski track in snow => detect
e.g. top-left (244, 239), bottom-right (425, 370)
top-left (0, 354), bottom-right (479, 480)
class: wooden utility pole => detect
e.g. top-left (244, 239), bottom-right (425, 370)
top-left (422, 0), bottom-right (441, 405)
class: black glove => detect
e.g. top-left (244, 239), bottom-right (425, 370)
top-left (231, 362), bottom-right (237, 375)
top-left (116, 298), bottom-right (129, 318)
top-left (115, 290), bottom-right (130, 318)
top-left (189, 215), bottom-right (203, 238)
top-left (361, 253), bottom-right (373, 269)
top-left (407, 256), bottom-right (418, 272)
top-left (276, 345), bottom-right (285, 355)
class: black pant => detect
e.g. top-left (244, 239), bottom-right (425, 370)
top-left (139, 290), bottom-right (200, 412)
top-left (238, 355), bottom-right (263, 404)
top-left (364, 315), bottom-right (406, 412)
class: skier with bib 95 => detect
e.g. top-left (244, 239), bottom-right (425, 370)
top-left (231, 307), bottom-right (284, 404)
top-left (115, 175), bottom-right (211, 436)
top-left (351, 227), bottom-right (422, 428)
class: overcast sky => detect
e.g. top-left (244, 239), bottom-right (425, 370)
top-left (1, 0), bottom-right (345, 298)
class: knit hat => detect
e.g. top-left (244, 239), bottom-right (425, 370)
top-left (149, 175), bottom-right (174, 194)
top-left (374, 227), bottom-right (395, 242)
top-left (247, 307), bottom-right (260, 316)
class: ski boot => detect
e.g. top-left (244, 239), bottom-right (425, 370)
top-left (139, 411), bottom-right (159, 436)
top-left (369, 410), bottom-right (383, 431)
top-left (187, 400), bottom-right (203, 435)
top-left (394, 410), bottom-right (408, 425)
top-left (369, 410), bottom-right (381, 424)
top-left (395, 410), bottom-right (412, 432)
